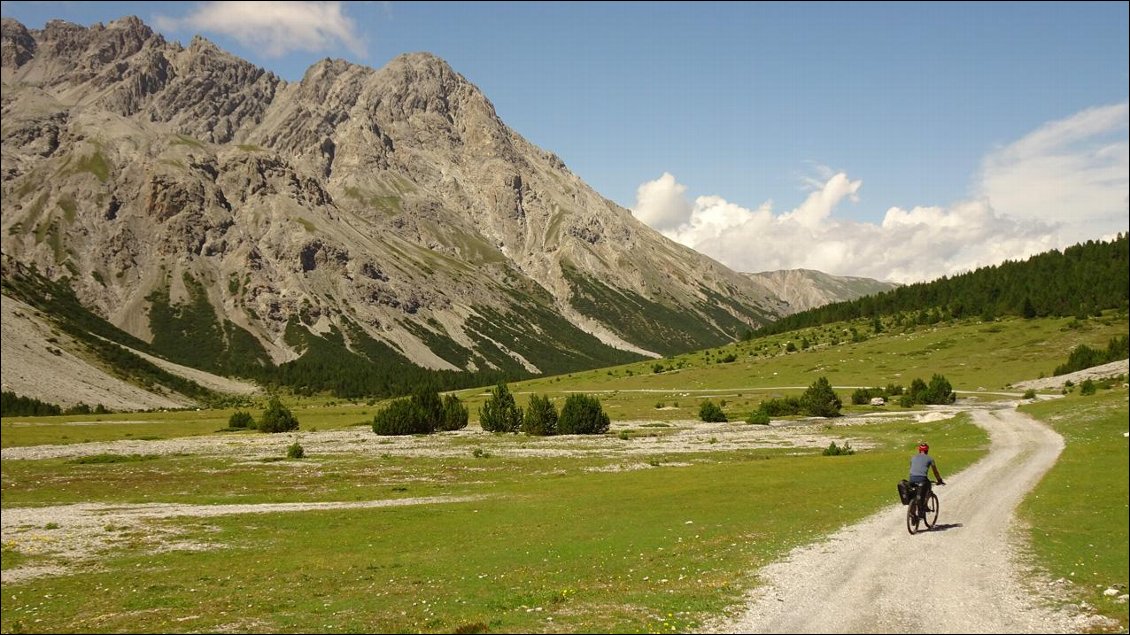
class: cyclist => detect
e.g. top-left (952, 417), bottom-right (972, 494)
top-left (909, 442), bottom-right (944, 516)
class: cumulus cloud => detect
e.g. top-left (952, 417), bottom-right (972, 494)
top-left (155, 1), bottom-right (366, 58)
top-left (632, 104), bottom-right (1128, 284)
top-left (631, 172), bottom-right (694, 231)
top-left (977, 102), bottom-right (1128, 242)
top-left (634, 171), bottom-right (1059, 284)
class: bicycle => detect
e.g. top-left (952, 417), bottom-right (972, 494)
top-left (906, 480), bottom-right (943, 535)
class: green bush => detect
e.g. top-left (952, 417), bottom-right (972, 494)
top-left (746, 410), bottom-right (771, 425)
top-left (1022, 389), bottom-right (1037, 400)
top-left (439, 394), bottom-right (469, 431)
top-left (698, 400), bottom-right (727, 422)
top-left (286, 441), bottom-right (305, 459)
top-left (259, 397), bottom-right (299, 433)
top-left (372, 388), bottom-right (454, 435)
top-left (925, 374), bottom-right (957, 404)
top-left (850, 387), bottom-right (889, 405)
top-left (556, 393), bottom-right (610, 435)
top-left (758, 396), bottom-right (802, 417)
top-left (479, 382), bottom-right (523, 433)
top-left (373, 398), bottom-right (423, 435)
top-left (1080, 379), bottom-right (1097, 396)
top-left (522, 394), bottom-right (558, 436)
top-left (228, 410), bottom-right (255, 429)
top-left (801, 376), bottom-right (842, 417)
top-left (823, 441), bottom-right (855, 456)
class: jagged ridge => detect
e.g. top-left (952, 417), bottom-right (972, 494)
top-left (0, 16), bottom-right (866, 403)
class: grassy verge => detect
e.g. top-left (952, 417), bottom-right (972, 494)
top-left (1, 416), bottom-right (986, 633)
top-left (1018, 387), bottom-right (1129, 630)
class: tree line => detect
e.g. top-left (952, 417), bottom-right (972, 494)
top-left (755, 234), bottom-right (1128, 336)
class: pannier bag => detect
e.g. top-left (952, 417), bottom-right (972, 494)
top-left (897, 479), bottom-right (913, 505)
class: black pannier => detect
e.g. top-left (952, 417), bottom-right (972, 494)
top-left (897, 479), bottom-right (913, 505)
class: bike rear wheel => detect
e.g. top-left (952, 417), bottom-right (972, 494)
top-left (906, 500), bottom-right (920, 535)
top-left (923, 492), bottom-right (939, 529)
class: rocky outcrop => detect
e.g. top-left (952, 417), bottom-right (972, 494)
top-left (2, 16), bottom-right (808, 398)
top-left (745, 269), bottom-right (899, 315)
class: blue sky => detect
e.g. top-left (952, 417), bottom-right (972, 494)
top-left (3, 1), bottom-right (1127, 282)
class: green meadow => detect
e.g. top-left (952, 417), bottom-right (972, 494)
top-left (1, 313), bottom-right (1127, 633)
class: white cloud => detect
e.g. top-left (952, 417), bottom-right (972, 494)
top-left (780, 172), bottom-right (861, 229)
top-left (155, 1), bottom-right (366, 59)
top-left (977, 102), bottom-right (1129, 243)
top-left (634, 172), bottom-right (1060, 284)
top-left (631, 172), bottom-right (693, 231)
top-left (632, 104), bottom-right (1129, 284)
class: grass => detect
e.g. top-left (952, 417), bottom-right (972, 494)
top-left (1018, 388), bottom-right (1130, 630)
top-left (0, 416), bottom-right (986, 633)
top-left (1, 313), bottom-right (1126, 632)
top-left (0, 402), bottom-right (375, 449)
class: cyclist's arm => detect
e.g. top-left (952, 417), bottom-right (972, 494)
top-left (932, 463), bottom-right (944, 484)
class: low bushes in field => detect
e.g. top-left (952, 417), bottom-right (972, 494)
top-left (372, 388), bottom-right (468, 435)
top-left (698, 400), bottom-right (727, 422)
top-left (479, 382), bottom-right (523, 433)
top-left (259, 397), bottom-right (299, 433)
top-left (522, 394), bottom-right (558, 436)
top-left (556, 394), bottom-right (610, 435)
top-left (228, 410), bottom-right (255, 429)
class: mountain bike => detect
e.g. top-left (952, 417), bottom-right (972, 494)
top-left (906, 480), bottom-right (943, 535)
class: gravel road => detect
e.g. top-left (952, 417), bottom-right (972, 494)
top-left (702, 403), bottom-right (1109, 634)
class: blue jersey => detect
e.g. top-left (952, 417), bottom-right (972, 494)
top-left (909, 454), bottom-right (934, 482)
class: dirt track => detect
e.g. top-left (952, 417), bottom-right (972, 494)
top-left (703, 403), bottom-right (1108, 633)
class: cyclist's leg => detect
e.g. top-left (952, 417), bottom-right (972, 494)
top-left (918, 482), bottom-right (931, 518)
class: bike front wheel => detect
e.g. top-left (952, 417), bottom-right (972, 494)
top-left (906, 500), bottom-right (920, 535)
top-left (923, 492), bottom-right (939, 529)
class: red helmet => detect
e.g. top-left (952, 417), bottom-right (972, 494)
top-left (917, 443), bottom-right (930, 454)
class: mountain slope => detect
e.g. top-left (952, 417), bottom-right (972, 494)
top-left (744, 269), bottom-right (899, 315)
top-left (0, 15), bottom-right (788, 398)
top-left (2, 16), bottom-right (896, 406)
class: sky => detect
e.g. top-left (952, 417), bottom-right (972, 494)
top-left (2, 1), bottom-right (1127, 283)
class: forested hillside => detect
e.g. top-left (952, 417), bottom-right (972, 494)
top-left (756, 235), bottom-right (1129, 336)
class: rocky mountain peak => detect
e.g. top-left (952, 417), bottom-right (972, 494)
top-left (0, 18), bottom-right (36, 68)
top-left (2, 15), bottom-right (859, 407)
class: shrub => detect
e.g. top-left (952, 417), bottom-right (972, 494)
top-left (801, 376), bottom-right (842, 418)
top-left (823, 441), bottom-right (855, 456)
top-left (925, 374), bottom-right (957, 404)
top-left (372, 388), bottom-right (451, 435)
top-left (899, 374), bottom-right (957, 407)
top-left (1022, 389), bottom-right (1037, 400)
top-left (746, 410), bottom-right (770, 425)
top-left (479, 382), bottom-right (523, 433)
top-left (851, 387), bottom-right (889, 405)
top-left (439, 394), bottom-right (469, 431)
top-left (373, 398), bottom-right (423, 435)
top-left (286, 441), bottom-right (305, 459)
top-left (906, 378), bottom-right (929, 405)
top-left (1080, 379), bottom-right (1097, 396)
top-left (522, 394), bottom-right (558, 436)
top-left (698, 400), bottom-right (727, 422)
top-left (556, 393), bottom-right (610, 435)
top-left (228, 410), bottom-right (255, 429)
top-left (758, 396), bottom-right (802, 417)
top-left (259, 397), bottom-right (299, 433)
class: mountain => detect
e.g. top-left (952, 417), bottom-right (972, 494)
top-left (744, 269), bottom-right (899, 315)
top-left (0, 16), bottom-right (890, 406)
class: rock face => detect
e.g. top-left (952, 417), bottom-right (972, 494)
top-left (744, 269), bottom-right (899, 315)
top-left (0, 17), bottom-right (879, 403)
